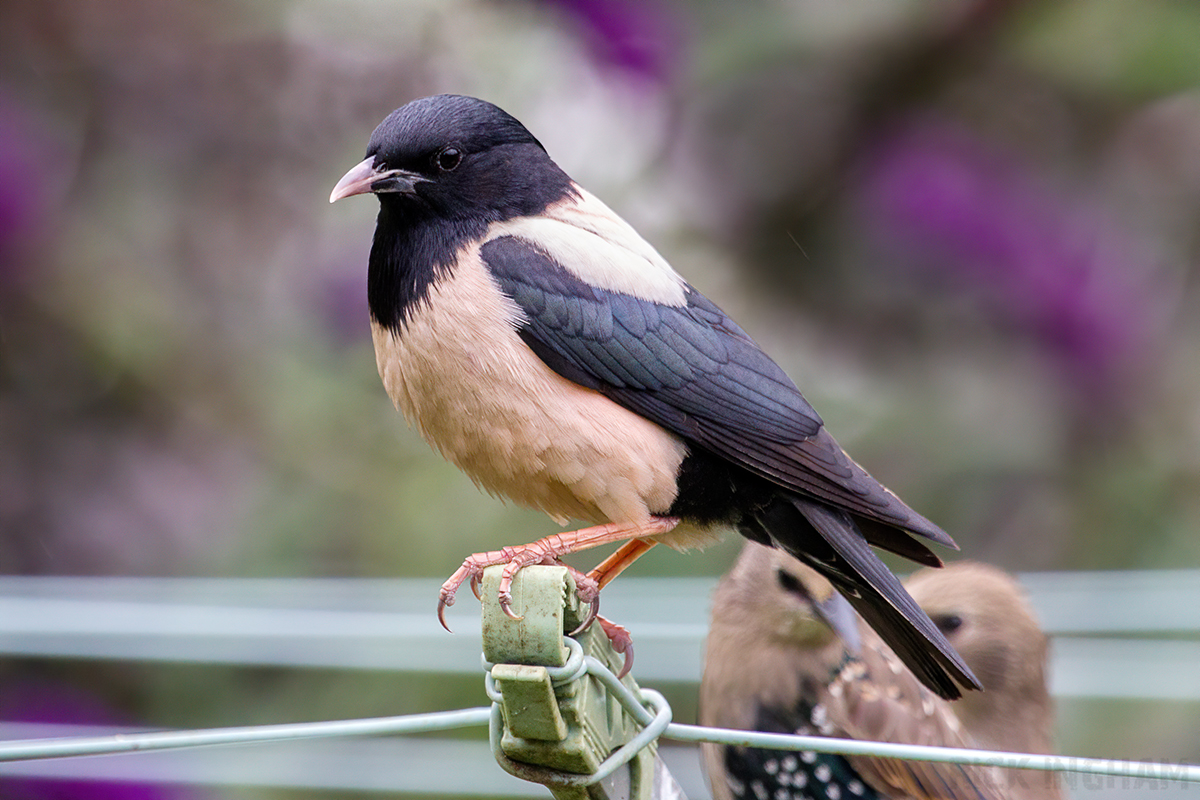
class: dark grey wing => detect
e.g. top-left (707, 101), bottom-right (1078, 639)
top-left (484, 236), bottom-right (820, 436)
top-left (482, 235), bottom-right (948, 539)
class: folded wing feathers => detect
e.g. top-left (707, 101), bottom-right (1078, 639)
top-left (830, 642), bottom-right (1003, 799)
top-left (483, 229), bottom-right (954, 546)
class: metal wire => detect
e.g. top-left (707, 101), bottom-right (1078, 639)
top-left (0, 700), bottom-right (1196, 786)
top-left (0, 708), bottom-right (491, 763)
top-left (663, 724), bottom-right (1200, 784)
top-left (0, 649), bottom-right (1196, 787)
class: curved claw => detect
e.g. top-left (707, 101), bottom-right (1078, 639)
top-left (562, 565), bottom-right (600, 635)
top-left (469, 573), bottom-right (483, 601)
top-left (498, 590), bottom-right (524, 621)
top-left (568, 595), bottom-right (601, 637)
top-left (616, 646), bottom-right (634, 680)
top-left (596, 615), bottom-right (635, 679)
top-left (437, 596), bottom-right (454, 633)
top-left (439, 562), bottom-right (479, 634)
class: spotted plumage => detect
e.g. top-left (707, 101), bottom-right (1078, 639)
top-left (701, 542), bottom-right (1004, 800)
top-left (720, 699), bottom-right (883, 800)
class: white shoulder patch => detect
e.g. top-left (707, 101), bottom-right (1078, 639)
top-left (489, 185), bottom-right (687, 307)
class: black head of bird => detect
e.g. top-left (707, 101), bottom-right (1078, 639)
top-left (330, 95), bottom-right (568, 227)
top-left (331, 94), bottom-right (980, 697)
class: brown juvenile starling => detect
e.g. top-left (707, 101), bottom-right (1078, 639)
top-left (906, 562), bottom-right (1062, 800)
top-left (700, 542), bottom-right (1003, 800)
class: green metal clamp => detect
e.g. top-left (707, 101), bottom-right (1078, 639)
top-left (479, 564), bottom-right (685, 800)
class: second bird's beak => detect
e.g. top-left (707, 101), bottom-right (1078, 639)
top-left (814, 590), bottom-right (862, 655)
top-left (329, 157), bottom-right (426, 203)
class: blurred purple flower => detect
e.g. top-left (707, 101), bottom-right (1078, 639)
top-left (859, 121), bottom-right (1162, 400)
top-left (0, 95), bottom-right (48, 284)
top-left (0, 679), bottom-right (199, 800)
top-left (316, 263), bottom-right (370, 346)
top-left (544, 0), bottom-right (684, 85)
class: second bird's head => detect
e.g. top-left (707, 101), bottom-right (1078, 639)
top-left (329, 94), bottom-right (573, 224)
top-left (717, 542), bottom-right (863, 654)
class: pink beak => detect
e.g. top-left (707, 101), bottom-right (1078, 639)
top-left (329, 156), bottom-right (380, 203)
top-left (330, 157), bottom-right (427, 203)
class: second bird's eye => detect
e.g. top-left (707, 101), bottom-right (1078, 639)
top-left (435, 146), bottom-right (462, 172)
top-left (933, 614), bottom-right (964, 635)
top-left (776, 568), bottom-right (807, 599)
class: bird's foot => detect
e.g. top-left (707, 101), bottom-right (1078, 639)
top-left (495, 539), bottom-right (568, 620)
top-left (437, 517), bottom-right (678, 631)
top-left (558, 571), bottom-right (632, 678)
top-left (562, 565), bottom-right (601, 634)
top-left (437, 544), bottom-right (558, 631)
top-left (596, 615), bottom-right (635, 679)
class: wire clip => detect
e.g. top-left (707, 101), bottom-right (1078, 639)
top-left (479, 565), bottom-right (678, 797)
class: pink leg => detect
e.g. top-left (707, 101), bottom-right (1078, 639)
top-left (563, 538), bottom-right (660, 637)
top-left (438, 517), bottom-right (678, 630)
top-left (565, 540), bottom-right (662, 672)
top-left (587, 539), bottom-right (659, 590)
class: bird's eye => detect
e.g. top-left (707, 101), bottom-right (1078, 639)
top-left (776, 568), bottom-right (808, 599)
top-left (933, 614), bottom-right (964, 635)
top-left (435, 146), bottom-right (462, 172)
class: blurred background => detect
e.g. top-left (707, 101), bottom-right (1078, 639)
top-left (2, 0), bottom-right (1200, 797)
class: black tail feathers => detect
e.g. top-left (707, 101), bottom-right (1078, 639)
top-left (751, 495), bottom-right (981, 700)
